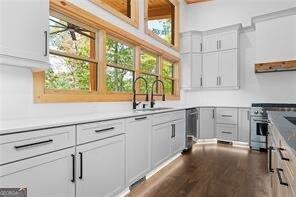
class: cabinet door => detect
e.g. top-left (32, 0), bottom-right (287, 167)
top-left (151, 123), bottom-right (171, 168)
top-left (199, 108), bottom-right (215, 139)
top-left (192, 33), bottom-right (202, 53)
top-left (191, 53), bottom-right (202, 88)
top-left (238, 108), bottom-right (250, 143)
top-left (203, 34), bottom-right (219, 53)
top-left (171, 119), bottom-right (186, 155)
top-left (0, 148), bottom-right (75, 197)
top-left (126, 116), bottom-right (151, 185)
top-left (180, 34), bottom-right (191, 54)
top-left (76, 135), bottom-right (125, 197)
top-left (202, 52), bottom-right (219, 88)
top-left (181, 53), bottom-right (191, 88)
top-left (219, 31), bottom-right (238, 51)
top-left (219, 49), bottom-right (238, 88)
top-left (0, 0), bottom-right (49, 65)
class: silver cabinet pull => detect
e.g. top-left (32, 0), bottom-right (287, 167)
top-left (247, 110), bottom-right (250, 121)
top-left (14, 139), bottom-right (53, 150)
top-left (200, 77), bottom-right (203, 87)
top-left (200, 43), bottom-right (203, 52)
top-left (278, 148), bottom-right (290, 161)
top-left (212, 109), bottom-right (215, 119)
top-left (44, 31), bottom-right (48, 56)
top-left (216, 77), bottom-right (219, 86)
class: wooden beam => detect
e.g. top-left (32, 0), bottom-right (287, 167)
top-left (185, 0), bottom-right (211, 4)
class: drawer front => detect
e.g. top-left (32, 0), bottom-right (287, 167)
top-left (216, 124), bottom-right (238, 141)
top-left (76, 120), bottom-right (124, 145)
top-left (170, 110), bottom-right (185, 121)
top-left (0, 126), bottom-right (75, 165)
top-left (152, 113), bottom-right (171, 126)
top-left (216, 108), bottom-right (238, 124)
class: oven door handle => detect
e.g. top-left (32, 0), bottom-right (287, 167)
top-left (252, 118), bottom-right (270, 123)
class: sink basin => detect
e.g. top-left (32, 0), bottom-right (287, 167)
top-left (135, 107), bottom-right (173, 112)
top-left (285, 116), bottom-right (296, 125)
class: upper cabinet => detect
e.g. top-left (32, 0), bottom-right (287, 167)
top-left (180, 25), bottom-right (241, 90)
top-left (0, 0), bottom-right (49, 70)
top-left (255, 14), bottom-right (296, 64)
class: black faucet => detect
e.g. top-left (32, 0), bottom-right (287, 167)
top-left (132, 77), bottom-right (149, 109)
top-left (150, 79), bottom-right (165, 108)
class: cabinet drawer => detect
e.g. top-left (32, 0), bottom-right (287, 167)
top-left (170, 110), bottom-right (185, 121)
top-left (0, 126), bottom-right (75, 165)
top-left (216, 124), bottom-right (238, 141)
top-left (216, 108), bottom-right (238, 124)
top-left (152, 113), bottom-right (171, 126)
top-left (76, 120), bottom-right (124, 145)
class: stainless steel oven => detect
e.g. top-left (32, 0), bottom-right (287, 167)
top-left (251, 116), bottom-right (268, 150)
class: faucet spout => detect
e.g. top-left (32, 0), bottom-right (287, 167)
top-left (150, 79), bottom-right (166, 108)
top-left (132, 77), bottom-right (149, 110)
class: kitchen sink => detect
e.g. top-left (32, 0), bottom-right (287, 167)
top-left (135, 107), bottom-right (173, 112)
top-left (285, 116), bottom-right (296, 125)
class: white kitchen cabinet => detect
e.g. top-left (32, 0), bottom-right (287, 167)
top-left (76, 135), bottom-right (125, 197)
top-left (151, 123), bottom-right (172, 168)
top-left (202, 52), bottom-right (219, 88)
top-left (199, 108), bottom-right (215, 139)
top-left (203, 34), bottom-right (219, 53)
top-left (255, 15), bottom-right (296, 63)
top-left (202, 49), bottom-right (238, 89)
top-left (181, 53), bottom-right (202, 89)
top-left (125, 116), bottom-right (151, 186)
top-left (171, 119), bottom-right (186, 155)
top-left (203, 29), bottom-right (238, 53)
top-left (0, 148), bottom-right (75, 197)
top-left (219, 49), bottom-right (238, 88)
top-left (180, 31), bottom-right (202, 54)
top-left (0, 0), bottom-right (49, 70)
top-left (238, 108), bottom-right (250, 143)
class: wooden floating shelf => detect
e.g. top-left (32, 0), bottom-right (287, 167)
top-left (255, 60), bottom-right (296, 73)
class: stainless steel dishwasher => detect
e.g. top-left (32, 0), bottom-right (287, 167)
top-left (185, 108), bottom-right (199, 150)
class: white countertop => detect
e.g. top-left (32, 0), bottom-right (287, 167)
top-left (0, 108), bottom-right (186, 135)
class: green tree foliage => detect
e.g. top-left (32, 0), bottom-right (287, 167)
top-left (106, 38), bottom-right (134, 92)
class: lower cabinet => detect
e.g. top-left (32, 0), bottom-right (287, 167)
top-left (171, 119), bottom-right (186, 155)
top-left (199, 108), bottom-right (215, 139)
top-left (151, 118), bottom-right (186, 168)
top-left (216, 124), bottom-right (237, 141)
top-left (151, 123), bottom-right (172, 168)
top-left (0, 148), bottom-right (75, 197)
top-left (238, 108), bottom-right (250, 143)
top-left (75, 135), bottom-right (125, 197)
top-left (125, 116), bottom-right (151, 185)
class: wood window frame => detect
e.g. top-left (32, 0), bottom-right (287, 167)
top-left (144, 0), bottom-right (180, 51)
top-left (90, 0), bottom-right (139, 28)
top-left (161, 59), bottom-right (176, 95)
top-left (33, 0), bottom-right (180, 103)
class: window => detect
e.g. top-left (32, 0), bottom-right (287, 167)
top-left (33, 3), bottom-right (180, 103)
top-left (106, 37), bottom-right (135, 93)
top-left (162, 60), bottom-right (174, 95)
top-left (90, 0), bottom-right (138, 27)
top-left (145, 0), bottom-right (179, 48)
top-left (140, 52), bottom-right (158, 93)
top-left (46, 15), bottom-right (97, 91)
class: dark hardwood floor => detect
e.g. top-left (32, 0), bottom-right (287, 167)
top-left (127, 143), bottom-right (271, 197)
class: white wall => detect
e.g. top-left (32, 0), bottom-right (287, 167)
top-left (181, 0), bottom-right (296, 32)
top-left (0, 0), bottom-right (185, 121)
top-left (182, 0), bottom-right (296, 107)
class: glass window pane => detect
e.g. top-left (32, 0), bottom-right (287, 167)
top-left (49, 16), bottom-right (94, 59)
top-left (106, 37), bottom-right (134, 69)
top-left (141, 52), bottom-right (157, 74)
top-left (163, 60), bottom-right (174, 78)
top-left (106, 66), bottom-right (133, 92)
top-left (140, 74), bottom-right (157, 94)
top-left (164, 78), bottom-right (174, 95)
top-left (147, 1), bottom-right (174, 44)
top-left (45, 54), bottom-right (90, 91)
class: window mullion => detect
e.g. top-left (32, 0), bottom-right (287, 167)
top-left (134, 46), bottom-right (141, 93)
top-left (98, 30), bottom-right (107, 94)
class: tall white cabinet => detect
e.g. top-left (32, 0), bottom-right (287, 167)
top-left (180, 24), bottom-right (241, 90)
top-left (180, 31), bottom-right (203, 89)
top-left (0, 0), bottom-right (50, 70)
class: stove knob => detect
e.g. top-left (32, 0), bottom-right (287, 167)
top-left (254, 111), bottom-right (259, 114)
top-left (260, 111), bottom-right (264, 114)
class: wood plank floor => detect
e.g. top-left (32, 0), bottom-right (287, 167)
top-left (127, 143), bottom-right (271, 197)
